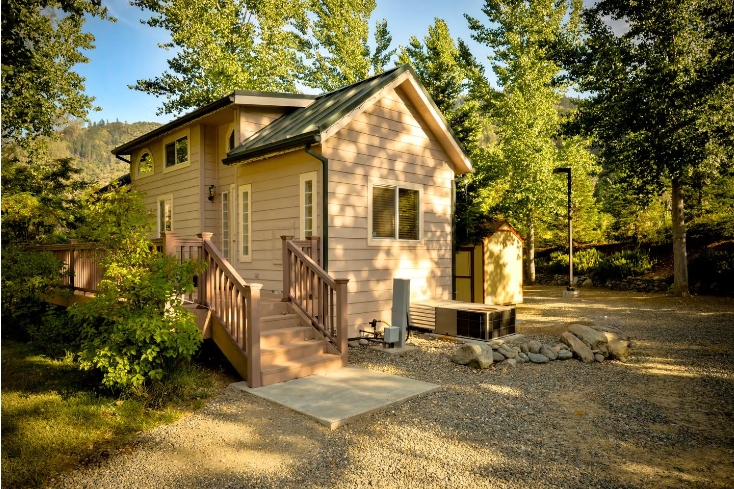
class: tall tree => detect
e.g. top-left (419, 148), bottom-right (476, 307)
top-left (397, 18), bottom-right (491, 246)
top-left (1, 0), bottom-right (112, 149)
top-left (130, 0), bottom-right (312, 115)
top-left (467, 0), bottom-right (592, 283)
top-left (305, 0), bottom-right (395, 92)
top-left (554, 0), bottom-right (734, 296)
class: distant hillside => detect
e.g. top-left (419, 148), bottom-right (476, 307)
top-left (52, 119), bottom-right (162, 185)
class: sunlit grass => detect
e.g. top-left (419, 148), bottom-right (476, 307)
top-left (1, 340), bottom-right (231, 488)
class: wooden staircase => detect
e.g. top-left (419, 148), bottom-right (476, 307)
top-left (256, 294), bottom-right (342, 386)
top-left (34, 231), bottom-right (349, 389)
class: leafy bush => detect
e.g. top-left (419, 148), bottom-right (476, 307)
top-left (70, 187), bottom-right (205, 389)
top-left (537, 248), bottom-right (604, 275)
top-left (689, 247), bottom-right (734, 292)
top-left (593, 249), bottom-right (656, 281)
top-left (25, 305), bottom-right (81, 355)
top-left (0, 246), bottom-right (65, 338)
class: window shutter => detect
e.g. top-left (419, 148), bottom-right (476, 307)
top-left (373, 186), bottom-right (396, 238)
top-left (398, 188), bottom-right (419, 240)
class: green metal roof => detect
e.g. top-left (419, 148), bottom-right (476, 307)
top-left (223, 65), bottom-right (415, 164)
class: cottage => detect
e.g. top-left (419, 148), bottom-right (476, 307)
top-left (108, 64), bottom-right (472, 386)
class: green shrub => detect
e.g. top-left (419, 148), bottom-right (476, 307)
top-left (593, 249), bottom-right (656, 281)
top-left (689, 247), bottom-right (734, 292)
top-left (1, 246), bottom-right (65, 338)
top-left (537, 248), bottom-right (604, 275)
top-left (25, 305), bottom-right (81, 355)
top-left (70, 187), bottom-right (205, 389)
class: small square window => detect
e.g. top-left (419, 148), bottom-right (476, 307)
top-left (165, 136), bottom-right (188, 168)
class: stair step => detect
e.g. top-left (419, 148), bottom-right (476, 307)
top-left (260, 340), bottom-right (326, 366)
top-left (259, 301), bottom-right (291, 316)
top-left (260, 313), bottom-right (302, 331)
top-left (260, 326), bottom-right (314, 347)
top-left (260, 354), bottom-right (343, 386)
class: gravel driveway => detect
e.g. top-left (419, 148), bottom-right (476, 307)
top-left (57, 286), bottom-right (734, 488)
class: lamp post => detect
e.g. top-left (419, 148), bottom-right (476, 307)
top-left (553, 167), bottom-right (573, 291)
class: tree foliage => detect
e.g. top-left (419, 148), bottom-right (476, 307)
top-left (553, 0), bottom-right (734, 294)
top-left (130, 0), bottom-right (396, 113)
top-left (1, 0), bottom-right (112, 149)
top-left (467, 0), bottom-right (599, 280)
top-left (305, 0), bottom-right (395, 92)
top-left (130, 0), bottom-right (312, 115)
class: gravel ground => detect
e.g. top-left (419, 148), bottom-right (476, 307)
top-left (56, 286), bottom-right (734, 488)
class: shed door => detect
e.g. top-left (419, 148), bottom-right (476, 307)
top-left (456, 247), bottom-right (474, 302)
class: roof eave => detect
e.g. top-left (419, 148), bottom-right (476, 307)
top-left (111, 94), bottom-right (235, 155)
top-left (222, 131), bottom-right (321, 165)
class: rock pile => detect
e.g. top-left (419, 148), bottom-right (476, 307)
top-left (535, 273), bottom-right (671, 293)
top-left (450, 322), bottom-right (631, 369)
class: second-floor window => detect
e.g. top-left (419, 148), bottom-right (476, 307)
top-left (165, 136), bottom-right (188, 168)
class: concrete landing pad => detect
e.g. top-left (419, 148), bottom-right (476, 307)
top-left (232, 366), bottom-right (438, 429)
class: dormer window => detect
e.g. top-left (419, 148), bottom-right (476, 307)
top-left (137, 151), bottom-right (153, 175)
top-left (228, 128), bottom-right (235, 151)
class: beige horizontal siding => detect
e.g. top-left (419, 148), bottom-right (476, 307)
top-left (324, 84), bottom-right (456, 336)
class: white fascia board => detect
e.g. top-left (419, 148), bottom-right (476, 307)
top-left (232, 94), bottom-right (315, 108)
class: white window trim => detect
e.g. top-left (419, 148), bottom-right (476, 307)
top-left (162, 128), bottom-right (191, 173)
top-left (156, 194), bottom-right (174, 237)
top-left (367, 178), bottom-right (424, 246)
top-left (135, 147), bottom-right (155, 180)
top-left (299, 171), bottom-right (317, 240)
top-left (221, 189), bottom-right (231, 260)
top-left (238, 183), bottom-right (252, 263)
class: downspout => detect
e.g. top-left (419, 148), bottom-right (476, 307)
top-left (451, 179), bottom-right (457, 300)
top-left (304, 144), bottom-right (329, 273)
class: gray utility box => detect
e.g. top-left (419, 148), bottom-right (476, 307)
top-left (410, 300), bottom-right (516, 340)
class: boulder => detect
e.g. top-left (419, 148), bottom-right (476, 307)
top-left (359, 339), bottom-right (370, 346)
top-left (493, 351), bottom-right (506, 362)
top-left (487, 339), bottom-right (504, 349)
top-left (568, 324), bottom-right (608, 348)
top-left (597, 343), bottom-right (609, 357)
top-left (591, 324), bottom-right (629, 341)
top-left (540, 346), bottom-right (558, 361)
top-left (560, 332), bottom-right (595, 364)
top-left (557, 349), bottom-right (573, 360)
top-left (348, 340), bottom-right (360, 347)
top-left (499, 345), bottom-right (517, 359)
top-left (451, 344), bottom-right (494, 369)
top-left (528, 340), bottom-right (542, 354)
top-left (517, 352), bottom-right (529, 362)
top-left (506, 359), bottom-right (518, 367)
top-left (528, 353), bottom-right (550, 364)
top-left (520, 343), bottom-right (529, 354)
top-left (594, 353), bottom-right (605, 363)
top-left (607, 339), bottom-right (630, 359)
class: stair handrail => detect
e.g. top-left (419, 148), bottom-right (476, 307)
top-left (198, 233), bottom-right (262, 387)
top-left (281, 235), bottom-right (349, 365)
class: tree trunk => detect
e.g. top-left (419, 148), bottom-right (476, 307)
top-left (671, 176), bottom-right (690, 297)
top-left (526, 217), bottom-right (536, 284)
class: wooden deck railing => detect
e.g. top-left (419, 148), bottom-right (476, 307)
top-left (198, 232), bottom-right (262, 387)
top-left (24, 240), bottom-right (103, 293)
top-left (281, 235), bottom-right (349, 365)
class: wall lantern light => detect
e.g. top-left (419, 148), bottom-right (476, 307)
top-left (208, 185), bottom-right (216, 202)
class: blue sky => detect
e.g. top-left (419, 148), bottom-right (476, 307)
top-left (78, 0), bottom-right (600, 125)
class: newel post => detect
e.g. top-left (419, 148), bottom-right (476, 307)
top-left (245, 283), bottom-right (263, 388)
top-left (281, 235), bottom-right (294, 302)
top-left (196, 233), bottom-right (212, 305)
top-left (308, 235), bottom-right (320, 266)
top-left (161, 231), bottom-right (178, 258)
top-left (69, 239), bottom-right (78, 290)
top-left (335, 278), bottom-right (350, 366)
